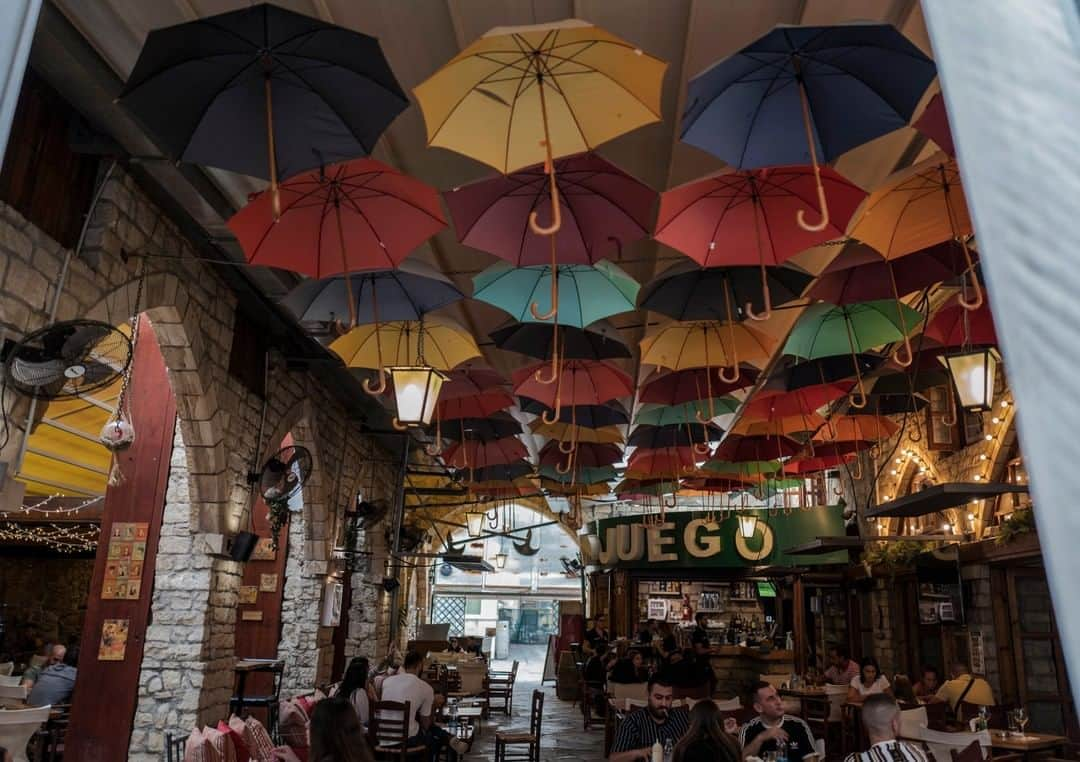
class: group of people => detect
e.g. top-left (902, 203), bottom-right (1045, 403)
top-left (18, 641), bottom-right (79, 708)
top-left (610, 676), bottom-right (936, 762)
top-left (309, 650), bottom-right (471, 762)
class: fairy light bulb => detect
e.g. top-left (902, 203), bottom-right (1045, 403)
top-left (991, 417), bottom-right (1001, 425)
top-left (980, 454), bottom-right (989, 461)
top-left (1000, 399), bottom-right (1010, 409)
top-left (985, 434), bottom-right (994, 442)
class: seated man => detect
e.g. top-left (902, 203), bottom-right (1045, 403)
top-left (824, 645), bottom-right (859, 687)
top-left (844, 694), bottom-right (929, 762)
top-left (739, 681), bottom-right (819, 761)
top-left (27, 646), bottom-right (78, 707)
top-left (913, 665), bottom-right (943, 702)
top-left (935, 662), bottom-right (995, 711)
top-left (380, 650), bottom-right (468, 761)
top-left (21, 643), bottom-right (64, 690)
top-left (609, 675), bottom-right (691, 762)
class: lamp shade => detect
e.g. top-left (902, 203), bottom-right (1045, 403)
top-left (940, 348), bottom-right (1000, 411)
top-left (738, 514), bottom-right (759, 539)
top-left (390, 365), bottom-right (447, 425)
top-left (494, 551), bottom-right (508, 569)
top-left (465, 512), bottom-right (484, 537)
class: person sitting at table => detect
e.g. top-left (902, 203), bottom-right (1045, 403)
top-left (28, 645), bottom-right (78, 707)
top-left (380, 650), bottom-right (468, 761)
top-left (332, 656), bottom-right (371, 728)
top-left (21, 643), bottom-right (64, 690)
top-left (843, 693), bottom-right (929, 762)
top-left (848, 656), bottom-right (892, 704)
top-left (584, 642), bottom-right (609, 684)
top-left (673, 699), bottom-right (742, 762)
top-left (892, 674), bottom-right (918, 705)
top-left (309, 696), bottom-right (375, 762)
top-left (913, 665), bottom-right (943, 702)
top-left (610, 649), bottom-right (650, 684)
top-left (825, 645), bottom-right (860, 686)
top-left (609, 675), bottom-right (691, 762)
top-left (935, 662), bottom-right (995, 711)
top-left (739, 681), bottom-right (819, 761)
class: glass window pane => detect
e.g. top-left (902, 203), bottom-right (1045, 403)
top-left (1016, 577), bottom-right (1054, 633)
top-left (1022, 639), bottom-right (1059, 694)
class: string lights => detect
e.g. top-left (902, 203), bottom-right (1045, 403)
top-left (0, 494), bottom-right (103, 518)
top-left (0, 522), bottom-right (99, 552)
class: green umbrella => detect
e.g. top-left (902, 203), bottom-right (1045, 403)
top-left (539, 463), bottom-right (618, 485)
top-left (635, 398), bottom-right (740, 426)
top-left (472, 261), bottom-right (639, 328)
top-left (751, 477), bottom-right (803, 501)
top-left (784, 299), bottom-right (923, 408)
top-left (702, 459), bottom-right (782, 477)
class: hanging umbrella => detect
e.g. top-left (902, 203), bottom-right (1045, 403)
top-left (745, 383), bottom-right (851, 419)
top-left (681, 23), bottom-right (935, 232)
top-left (781, 354), bottom-right (885, 391)
top-left (467, 480), bottom-right (536, 498)
top-left (639, 367), bottom-right (758, 405)
top-left (431, 414), bottom-right (522, 441)
top-left (513, 360), bottom-right (632, 421)
top-left (625, 447), bottom-right (699, 479)
top-left (848, 154), bottom-right (981, 309)
top-left (444, 152), bottom-right (656, 267)
top-left (712, 434), bottom-right (801, 462)
top-left (471, 461), bottom-right (535, 483)
top-left (522, 402), bottom-right (629, 428)
top-left (440, 369), bottom-right (508, 400)
top-left (281, 259), bottom-right (463, 326)
top-left (544, 479), bottom-right (610, 497)
top-left (783, 452), bottom-right (855, 475)
top-left (443, 437), bottom-right (528, 469)
top-left (702, 458), bottom-right (783, 477)
top-left (628, 424), bottom-right (724, 449)
top-left (924, 295), bottom-right (998, 348)
top-left (682, 476), bottom-right (754, 492)
top-left (655, 167), bottom-right (863, 317)
top-left (864, 391), bottom-right (930, 415)
top-left (784, 301), bottom-right (923, 406)
top-left (490, 320), bottom-right (630, 361)
top-left (915, 93), bottom-right (955, 157)
top-left (814, 415), bottom-right (899, 443)
top-left (733, 413), bottom-right (825, 437)
top-left (539, 463), bottom-right (617, 485)
top-left (118, 3), bottom-right (408, 217)
top-left (615, 478), bottom-right (680, 499)
top-left (639, 260), bottom-right (813, 322)
top-left (436, 392), bottom-right (516, 420)
top-left (539, 441), bottom-right (622, 468)
top-left (806, 242), bottom-right (973, 306)
top-left (529, 421), bottom-right (624, 445)
top-left (635, 398), bottom-right (740, 427)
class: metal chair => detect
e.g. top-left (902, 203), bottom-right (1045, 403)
top-left (369, 700), bottom-right (427, 761)
top-left (228, 661), bottom-right (285, 738)
top-left (164, 730), bottom-right (187, 762)
top-left (494, 689), bottom-right (543, 762)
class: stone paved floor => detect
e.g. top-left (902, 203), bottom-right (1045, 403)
top-left (466, 644), bottom-right (606, 761)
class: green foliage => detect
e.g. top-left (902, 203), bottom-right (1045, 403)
top-left (267, 496), bottom-right (291, 550)
top-left (996, 508), bottom-right (1035, 545)
top-left (862, 539), bottom-right (927, 576)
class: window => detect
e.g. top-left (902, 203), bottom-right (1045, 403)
top-left (465, 598), bottom-right (482, 616)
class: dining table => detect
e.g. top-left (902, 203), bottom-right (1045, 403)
top-left (987, 729), bottom-right (1068, 759)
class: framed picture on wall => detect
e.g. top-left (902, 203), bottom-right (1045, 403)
top-left (259, 573), bottom-right (278, 593)
top-left (927, 385), bottom-right (961, 451)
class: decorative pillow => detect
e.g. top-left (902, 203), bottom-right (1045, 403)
top-left (204, 726), bottom-right (237, 762)
top-left (217, 720), bottom-right (248, 761)
top-left (278, 698), bottom-right (310, 748)
top-left (243, 715), bottom-right (277, 762)
top-left (183, 728), bottom-right (213, 762)
top-left (294, 696), bottom-right (314, 719)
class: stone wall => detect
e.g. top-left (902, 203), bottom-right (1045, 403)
top-left (0, 554), bottom-right (93, 653)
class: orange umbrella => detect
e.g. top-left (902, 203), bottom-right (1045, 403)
top-left (813, 415), bottom-right (898, 443)
top-left (733, 413), bottom-right (825, 437)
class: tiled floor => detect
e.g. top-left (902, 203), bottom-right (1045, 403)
top-left (466, 644), bottom-right (606, 761)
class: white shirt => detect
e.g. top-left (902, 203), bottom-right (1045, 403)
top-left (350, 687), bottom-right (370, 727)
top-left (380, 672), bottom-right (433, 738)
top-left (845, 739), bottom-right (929, 762)
top-left (850, 675), bottom-right (891, 697)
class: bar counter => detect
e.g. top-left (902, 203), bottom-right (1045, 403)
top-left (707, 646), bottom-right (794, 697)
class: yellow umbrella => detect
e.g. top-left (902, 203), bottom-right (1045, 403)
top-left (848, 153), bottom-right (980, 310)
top-left (639, 322), bottom-right (777, 376)
top-left (733, 413), bottom-right (826, 437)
top-left (329, 316), bottom-right (481, 384)
top-left (529, 420), bottom-right (624, 445)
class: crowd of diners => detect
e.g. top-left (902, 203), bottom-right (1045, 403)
top-left (5, 640), bottom-right (81, 707)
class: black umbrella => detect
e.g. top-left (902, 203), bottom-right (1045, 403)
top-left (639, 261), bottom-right (812, 321)
top-left (119, 3), bottom-right (407, 214)
top-left (781, 354), bottom-right (885, 391)
top-left (433, 414), bottom-right (522, 441)
top-left (865, 392), bottom-right (930, 415)
top-left (471, 461), bottom-right (535, 483)
top-left (490, 320), bottom-right (630, 360)
top-left (628, 423), bottom-right (724, 449)
top-left (518, 399), bottom-right (630, 427)
top-left (869, 369), bottom-right (950, 396)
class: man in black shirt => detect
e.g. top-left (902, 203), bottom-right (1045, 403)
top-left (692, 612), bottom-right (711, 646)
top-left (740, 681), bottom-right (819, 761)
top-left (610, 675), bottom-right (691, 762)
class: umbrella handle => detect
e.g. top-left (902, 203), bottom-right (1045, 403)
top-left (850, 375), bottom-right (868, 409)
top-left (694, 396), bottom-right (716, 425)
top-left (391, 416), bottom-right (409, 431)
top-left (555, 449), bottom-right (573, 474)
top-left (887, 264), bottom-right (913, 367)
top-left (664, 491), bottom-right (677, 509)
top-left (529, 234), bottom-right (560, 321)
top-left (941, 385), bottom-right (958, 426)
top-left (718, 363), bottom-right (740, 384)
top-left (957, 237), bottom-right (984, 311)
top-left (795, 75), bottom-right (831, 233)
top-left (540, 365), bottom-right (563, 424)
top-left (534, 336), bottom-right (560, 385)
top-left (909, 408), bottom-right (923, 443)
top-left (425, 417), bottom-right (443, 456)
top-left (528, 75), bottom-right (563, 236)
top-left (850, 452), bottom-right (864, 481)
top-left (719, 319), bottom-right (742, 383)
top-left (264, 75), bottom-right (281, 221)
top-left (746, 203), bottom-right (773, 321)
top-left (362, 369), bottom-right (387, 396)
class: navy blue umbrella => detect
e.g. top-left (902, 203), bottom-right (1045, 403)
top-left (518, 399), bottom-right (629, 427)
top-left (639, 261), bottom-right (812, 321)
top-left (681, 24), bottom-right (935, 231)
top-left (490, 320), bottom-right (630, 361)
top-left (628, 423), bottom-right (724, 449)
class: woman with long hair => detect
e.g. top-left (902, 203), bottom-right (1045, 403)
top-left (672, 699), bottom-right (741, 762)
top-left (334, 656), bottom-right (371, 727)
top-left (847, 655), bottom-right (892, 704)
top-left (309, 697), bottom-right (375, 762)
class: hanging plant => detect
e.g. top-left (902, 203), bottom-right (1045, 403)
top-left (267, 496), bottom-right (291, 550)
top-left (996, 507), bottom-right (1035, 545)
top-left (862, 539), bottom-right (926, 578)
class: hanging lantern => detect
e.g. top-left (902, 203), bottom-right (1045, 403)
top-left (738, 514), bottom-right (759, 539)
top-left (390, 365), bottom-right (447, 426)
top-left (494, 551), bottom-right (508, 569)
top-left (465, 512), bottom-right (484, 538)
top-left (939, 348), bottom-right (1000, 412)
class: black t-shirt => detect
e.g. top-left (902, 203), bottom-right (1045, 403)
top-left (583, 655), bottom-right (607, 684)
top-left (740, 716), bottom-right (817, 761)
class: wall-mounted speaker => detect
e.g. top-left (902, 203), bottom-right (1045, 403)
top-left (230, 531), bottom-right (259, 562)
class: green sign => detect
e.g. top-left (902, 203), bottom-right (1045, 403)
top-left (585, 508), bottom-right (847, 569)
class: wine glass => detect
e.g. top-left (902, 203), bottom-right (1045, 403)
top-left (1015, 707), bottom-right (1029, 738)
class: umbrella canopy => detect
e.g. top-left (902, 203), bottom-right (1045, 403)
top-left (538, 463), bottom-right (617, 485)
top-left (539, 441), bottom-right (623, 468)
top-left (471, 461), bottom-right (535, 483)
top-left (813, 415), bottom-right (899, 443)
top-left (467, 481), bottom-right (536, 498)
top-left (864, 391), bottom-right (930, 415)
top-left (118, 4), bottom-right (407, 186)
top-left (330, 317), bottom-right (481, 371)
top-left (490, 321), bottom-right (630, 361)
top-left (443, 437), bottom-right (528, 469)
top-left (439, 369), bottom-right (507, 400)
top-left (635, 399), bottom-right (740, 427)
top-left (806, 242), bottom-right (973, 305)
top-left (521, 401), bottom-right (629, 428)
top-left (682, 476), bottom-right (754, 492)
top-left (639, 368), bottom-right (759, 405)
top-left (681, 24), bottom-right (935, 168)
top-left (544, 479), bottom-right (610, 497)
top-left (781, 354), bottom-right (885, 391)
top-left (640, 322), bottom-right (777, 372)
top-left (444, 152), bottom-right (656, 266)
top-left (702, 458), bottom-right (782, 477)
top-left (528, 421), bottom-right (624, 445)
top-left (473, 261), bottom-right (639, 328)
top-left (436, 391), bottom-right (516, 420)
top-left (513, 360), bottom-right (633, 408)
top-left (281, 259), bottom-right (463, 325)
top-left (625, 447), bottom-right (699, 478)
top-left (712, 434), bottom-right (802, 462)
top-left (914, 93), bottom-right (955, 157)
top-left (868, 369), bottom-right (950, 396)
top-left (433, 414), bottom-right (522, 441)
top-left (615, 478), bottom-right (680, 498)
top-left (628, 424), bottom-right (724, 449)
top-left (745, 383), bottom-right (851, 419)
top-left (639, 261), bottom-right (813, 322)
top-left (924, 296), bottom-right (998, 348)
top-left (783, 452), bottom-right (856, 475)
top-left (733, 413), bottom-right (825, 437)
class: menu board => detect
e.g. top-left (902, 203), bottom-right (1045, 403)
top-left (102, 522), bottom-right (149, 600)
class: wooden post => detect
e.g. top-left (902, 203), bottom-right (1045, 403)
top-left (793, 575), bottom-right (806, 674)
top-left (66, 316), bottom-right (176, 761)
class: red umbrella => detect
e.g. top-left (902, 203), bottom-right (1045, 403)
top-left (438, 369), bottom-right (508, 400)
top-left (655, 166), bottom-right (865, 318)
top-left (539, 441), bottom-right (622, 469)
top-left (228, 159), bottom-right (446, 325)
top-left (639, 367), bottom-right (758, 406)
top-left (711, 434), bottom-right (801, 462)
top-left (807, 241), bottom-right (973, 305)
top-left (924, 295), bottom-right (998, 348)
top-left (625, 446), bottom-right (699, 478)
top-left (914, 93), bottom-right (955, 157)
top-left (443, 437), bottom-right (528, 469)
top-left (436, 392), bottom-right (515, 420)
top-left (745, 383), bottom-right (851, 419)
top-left (783, 452), bottom-right (855, 475)
top-left (512, 360), bottom-right (633, 421)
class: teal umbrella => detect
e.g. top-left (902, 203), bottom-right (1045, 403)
top-left (635, 398), bottom-right (740, 426)
top-left (702, 459), bottom-right (782, 477)
top-left (784, 299), bottom-right (923, 408)
top-left (472, 261), bottom-right (639, 328)
top-left (539, 463), bottom-right (618, 485)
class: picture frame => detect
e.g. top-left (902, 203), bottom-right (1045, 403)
top-left (927, 385), bottom-right (961, 451)
top-left (259, 573), bottom-right (278, 593)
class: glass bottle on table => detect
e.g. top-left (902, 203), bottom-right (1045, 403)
top-left (1016, 707), bottom-right (1029, 737)
top-left (664, 737), bottom-right (674, 762)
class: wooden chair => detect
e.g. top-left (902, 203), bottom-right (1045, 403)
top-left (579, 677), bottom-right (606, 730)
top-left (494, 689), bottom-right (543, 762)
top-left (0, 662), bottom-right (13, 676)
top-left (29, 704), bottom-right (69, 762)
top-left (924, 701), bottom-right (950, 731)
top-left (369, 700), bottom-right (427, 761)
top-left (487, 660), bottom-right (519, 717)
top-left (804, 695), bottom-right (843, 760)
top-left (918, 726), bottom-right (991, 762)
top-left (0, 675), bottom-right (22, 688)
